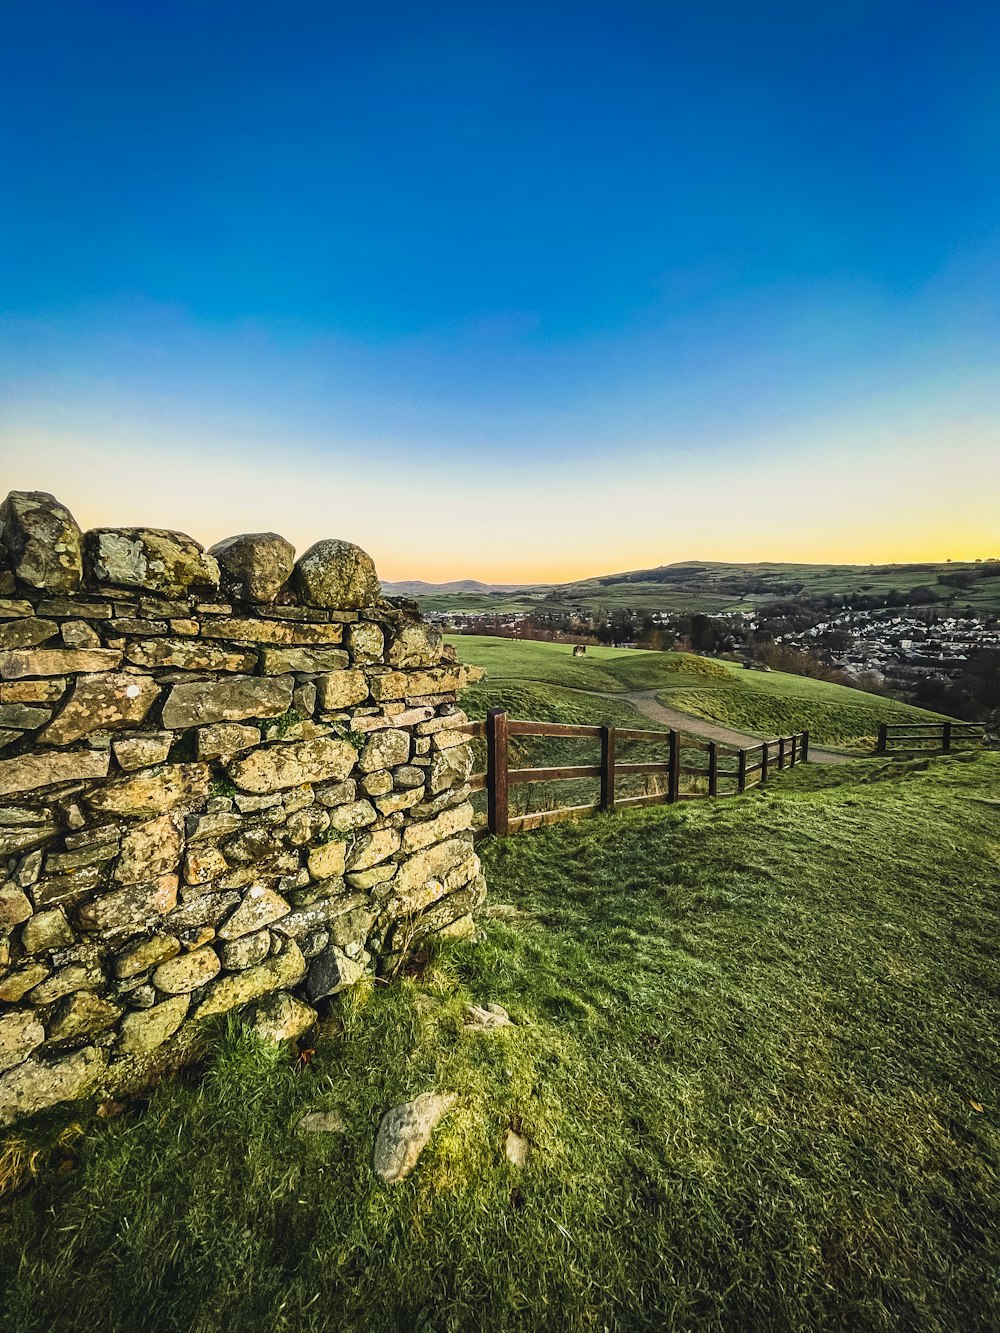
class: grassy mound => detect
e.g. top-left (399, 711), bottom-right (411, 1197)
top-left (448, 636), bottom-right (728, 694)
top-left (665, 660), bottom-right (946, 751)
top-left (2, 753), bottom-right (999, 1331)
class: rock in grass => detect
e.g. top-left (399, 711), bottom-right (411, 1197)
top-left (372, 1090), bottom-right (457, 1184)
top-left (463, 1002), bottom-right (513, 1031)
top-left (298, 1108), bottom-right (346, 1134)
top-left (246, 991), bottom-right (316, 1044)
top-left (504, 1129), bottom-right (529, 1168)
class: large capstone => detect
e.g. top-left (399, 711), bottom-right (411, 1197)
top-left (209, 532), bottom-right (296, 602)
top-left (0, 491), bottom-right (83, 593)
top-left (85, 527), bottom-right (220, 597)
top-left (293, 539), bottom-right (381, 609)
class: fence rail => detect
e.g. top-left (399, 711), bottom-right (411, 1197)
top-left (876, 721), bottom-right (984, 754)
top-left (460, 711), bottom-right (809, 838)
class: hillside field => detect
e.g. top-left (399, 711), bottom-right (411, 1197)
top-left (448, 635), bottom-right (945, 752)
top-left (2, 753), bottom-right (998, 1331)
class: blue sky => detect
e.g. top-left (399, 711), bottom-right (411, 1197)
top-left (2, 1), bottom-right (998, 579)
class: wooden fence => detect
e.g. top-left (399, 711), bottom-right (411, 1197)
top-left (876, 720), bottom-right (984, 754)
top-left (457, 711), bottom-right (809, 837)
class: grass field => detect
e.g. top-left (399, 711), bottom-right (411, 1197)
top-left (448, 635), bottom-right (944, 752)
top-left (3, 752), bottom-right (998, 1331)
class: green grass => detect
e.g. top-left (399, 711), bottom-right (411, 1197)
top-left (449, 634), bottom-right (946, 753)
top-left (448, 635), bottom-right (729, 694)
top-left (3, 753), bottom-right (999, 1331)
top-left (666, 660), bottom-right (948, 752)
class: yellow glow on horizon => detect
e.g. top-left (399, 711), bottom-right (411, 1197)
top-left (1, 412), bottom-right (997, 585)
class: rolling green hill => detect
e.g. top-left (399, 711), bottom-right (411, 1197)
top-left (449, 635), bottom-right (945, 751)
top-left (402, 558), bottom-right (1000, 617)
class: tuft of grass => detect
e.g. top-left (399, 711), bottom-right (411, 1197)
top-left (2, 755), bottom-right (999, 1331)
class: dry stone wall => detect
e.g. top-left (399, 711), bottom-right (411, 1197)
top-left (0, 491), bottom-right (484, 1126)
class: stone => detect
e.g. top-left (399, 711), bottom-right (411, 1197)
top-left (361, 769), bottom-right (394, 797)
top-left (161, 675), bottom-right (293, 730)
top-left (0, 647), bottom-right (123, 678)
top-left (61, 620), bottom-right (102, 650)
top-left (0, 702), bottom-right (51, 728)
top-left (165, 889), bottom-right (241, 933)
top-left (196, 722), bottom-right (261, 761)
top-left (327, 799), bottom-right (377, 832)
top-left (463, 1002), bottom-right (513, 1032)
top-left (0, 491), bottom-right (83, 593)
top-left (22, 907), bottom-right (74, 953)
top-left (183, 845), bottom-right (228, 885)
top-left (41, 672), bottom-right (161, 745)
top-left (152, 945), bottom-right (221, 994)
top-left (115, 815), bottom-right (183, 884)
top-left (372, 1091), bottom-right (457, 1184)
top-left (218, 928), bottom-right (272, 970)
top-left (85, 527), bottom-right (220, 597)
top-left (315, 779), bottom-right (357, 808)
top-left (118, 995), bottom-right (190, 1055)
top-left (393, 764), bottom-right (426, 789)
top-left (505, 1129), bottom-right (529, 1167)
top-left (86, 764), bottom-right (211, 817)
top-left (0, 882), bottom-right (33, 928)
top-left (193, 939), bottom-right (307, 1020)
top-left (306, 839), bottom-right (347, 880)
top-left (304, 943), bottom-right (367, 999)
top-left (29, 963), bottom-right (100, 1005)
top-left (258, 647), bottom-right (350, 674)
top-left (347, 622), bottom-right (384, 664)
top-left (209, 532), bottom-right (295, 603)
top-left (0, 679), bottom-right (66, 703)
top-left (201, 618), bottom-right (344, 645)
top-left (386, 621), bottom-right (444, 668)
top-left (75, 875), bottom-right (178, 934)
top-left (368, 667), bottom-right (467, 703)
top-left (0, 823), bottom-right (56, 856)
top-left (403, 804), bottom-right (473, 853)
top-left (47, 992), bottom-right (122, 1042)
top-left (0, 616), bottom-right (60, 649)
top-left (316, 669), bottom-right (370, 710)
top-left (0, 964), bottom-right (48, 1002)
top-left (228, 736), bottom-right (358, 793)
top-left (0, 1046), bottom-right (105, 1127)
top-left (359, 728), bottom-right (410, 773)
top-left (0, 1011), bottom-right (45, 1073)
top-left (376, 789), bottom-right (423, 815)
top-left (246, 991), bottom-right (316, 1043)
top-left (217, 885), bottom-right (290, 940)
top-left (294, 539), bottom-right (381, 609)
top-left (428, 743), bottom-right (474, 795)
top-left (112, 733), bottom-right (173, 770)
top-left (124, 638), bottom-right (258, 672)
top-left (390, 838), bottom-right (476, 913)
top-left (44, 837), bottom-right (118, 872)
top-left (346, 828), bottom-right (400, 872)
top-left (113, 932), bottom-right (181, 979)
top-left (297, 1108), bottom-right (346, 1133)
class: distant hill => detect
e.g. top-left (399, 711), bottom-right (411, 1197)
top-left (381, 578), bottom-right (538, 596)
top-left (388, 559), bottom-right (1000, 616)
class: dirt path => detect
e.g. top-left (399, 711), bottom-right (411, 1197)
top-left (501, 676), bottom-right (851, 765)
top-left (617, 690), bottom-right (850, 764)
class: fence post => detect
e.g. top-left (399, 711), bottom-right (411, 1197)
top-left (778, 736), bottom-right (786, 771)
top-left (942, 721), bottom-right (952, 752)
top-left (486, 708), bottom-right (509, 837)
top-left (801, 730), bottom-right (809, 763)
top-left (760, 741), bottom-right (770, 786)
top-left (737, 748), bottom-right (747, 794)
top-left (708, 741), bottom-right (718, 797)
top-left (789, 734), bottom-right (797, 767)
top-left (877, 723), bottom-right (888, 754)
top-left (668, 730), bottom-right (681, 803)
top-left (600, 725), bottom-right (616, 812)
